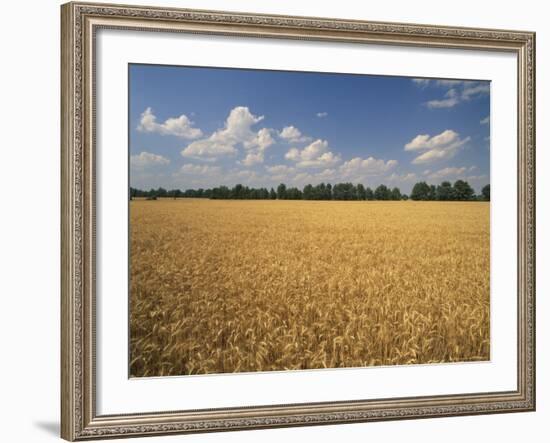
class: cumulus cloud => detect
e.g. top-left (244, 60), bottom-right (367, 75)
top-left (266, 164), bottom-right (296, 175)
top-left (264, 164), bottom-right (339, 185)
top-left (339, 157), bottom-right (398, 177)
top-left (462, 83), bottom-right (490, 99)
top-left (181, 106), bottom-right (273, 161)
top-left (179, 163), bottom-right (221, 175)
top-left (245, 128), bottom-right (275, 151)
top-left (411, 78), bottom-right (431, 88)
top-left (413, 79), bottom-right (490, 109)
top-left (404, 129), bottom-right (470, 164)
top-left (316, 112), bottom-right (328, 118)
top-left (279, 126), bottom-right (312, 143)
top-left (137, 107), bottom-right (203, 139)
top-left (427, 166), bottom-right (468, 180)
top-left (241, 151), bottom-right (265, 166)
top-left (386, 172), bottom-right (418, 183)
top-left (285, 139), bottom-right (341, 168)
top-left (240, 128), bottom-right (276, 166)
top-left (426, 89), bottom-right (461, 109)
top-left (130, 151), bottom-right (170, 170)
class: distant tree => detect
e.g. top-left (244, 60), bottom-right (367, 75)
top-left (365, 187), bottom-right (374, 201)
top-left (481, 184), bottom-right (490, 201)
top-left (356, 183), bottom-right (367, 200)
top-left (312, 183), bottom-right (324, 200)
top-left (374, 184), bottom-right (391, 200)
top-left (390, 187), bottom-right (402, 201)
top-left (303, 184), bottom-right (314, 200)
top-left (410, 181), bottom-right (431, 200)
top-left (286, 187), bottom-right (302, 200)
top-left (211, 185), bottom-right (230, 199)
top-left (436, 181), bottom-right (454, 201)
top-left (453, 180), bottom-right (475, 201)
top-left (231, 184), bottom-right (244, 199)
top-left (333, 183), bottom-right (357, 200)
top-left (326, 183), bottom-right (332, 200)
top-left (130, 179), bottom-right (484, 202)
top-left (277, 183), bottom-right (287, 200)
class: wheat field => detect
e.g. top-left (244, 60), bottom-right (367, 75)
top-left (129, 199), bottom-right (489, 377)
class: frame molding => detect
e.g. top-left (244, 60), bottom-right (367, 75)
top-left (61, 2), bottom-right (535, 440)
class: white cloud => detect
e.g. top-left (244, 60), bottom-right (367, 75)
top-left (426, 89), bottom-right (460, 109)
top-left (265, 164), bottom-right (338, 185)
top-left (137, 107), bottom-right (203, 139)
top-left (240, 128), bottom-right (276, 166)
top-left (241, 151), bottom-right (265, 166)
top-left (418, 80), bottom-right (490, 109)
top-left (279, 126), bottom-right (312, 143)
top-left (428, 166), bottom-right (468, 180)
top-left (435, 80), bottom-right (465, 87)
top-left (291, 169), bottom-right (339, 186)
top-left (181, 106), bottom-right (272, 161)
top-left (412, 78), bottom-right (431, 88)
top-left (130, 151), bottom-right (170, 170)
top-left (386, 172), bottom-right (418, 183)
top-left (266, 164), bottom-right (296, 175)
top-left (316, 112), bottom-right (328, 118)
top-left (480, 116), bottom-right (490, 125)
top-left (404, 129), bottom-right (470, 164)
top-left (225, 169), bottom-right (261, 185)
top-left (339, 157), bottom-right (398, 177)
top-left (179, 163), bottom-right (221, 175)
top-left (285, 139), bottom-right (341, 168)
top-left (298, 152), bottom-right (341, 168)
top-left (462, 83), bottom-right (490, 99)
top-left (245, 128), bottom-right (275, 151)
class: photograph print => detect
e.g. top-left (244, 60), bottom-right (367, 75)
top-left (129, 64), bottom-right (490, 378)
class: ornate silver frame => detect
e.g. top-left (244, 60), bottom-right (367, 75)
top-left (61, 2), bottom-right (536, 440)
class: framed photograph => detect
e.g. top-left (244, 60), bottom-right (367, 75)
top-left (61, 1), bottom-right (535, 440)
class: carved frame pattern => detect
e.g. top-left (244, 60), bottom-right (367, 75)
top-left (61, 2), bottom-right (535, 440)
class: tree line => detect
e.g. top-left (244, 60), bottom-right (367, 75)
top-left (131, 181), bottom-right (490, 201)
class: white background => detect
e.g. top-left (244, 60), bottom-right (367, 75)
top-left (0, 0), bottom-right (547, 442)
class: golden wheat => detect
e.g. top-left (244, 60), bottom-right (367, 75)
top-left (129, 199), bottom-right (489, 377)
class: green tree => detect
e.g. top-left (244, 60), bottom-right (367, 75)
top-left (356, 183), bottom-right (367, 200)
top-left (453, 180), bottom-right (475, 201)
top-left (436, 181), bottom-right (454, 201)
top-left (231, 184), bottom-right (244, 199)
top-left (333, 183), bottom-right (357, 200)
top-left (325, 183), bottom-right (332, 200)
top-left (303, 184), bottom-right (314, 200)
top-left (374, 184), bottom-right (391, 200)
top-left (365, 187), bottom-right (374, 201)
top-left (277, 183), bottom-right (287, 200)
top-left (269, 188), bottom-right (277, 199)
top-left (410, 181), bottom-right (431, 200)
top-left (390, 187), bottom-right (401, 201)
top-left (286, 187), bottom-right (302, 200)
top-left (481, 184), bottom-right (490, 201)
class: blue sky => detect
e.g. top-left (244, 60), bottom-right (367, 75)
top-left (129, 64), bottom-right (490, 194)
